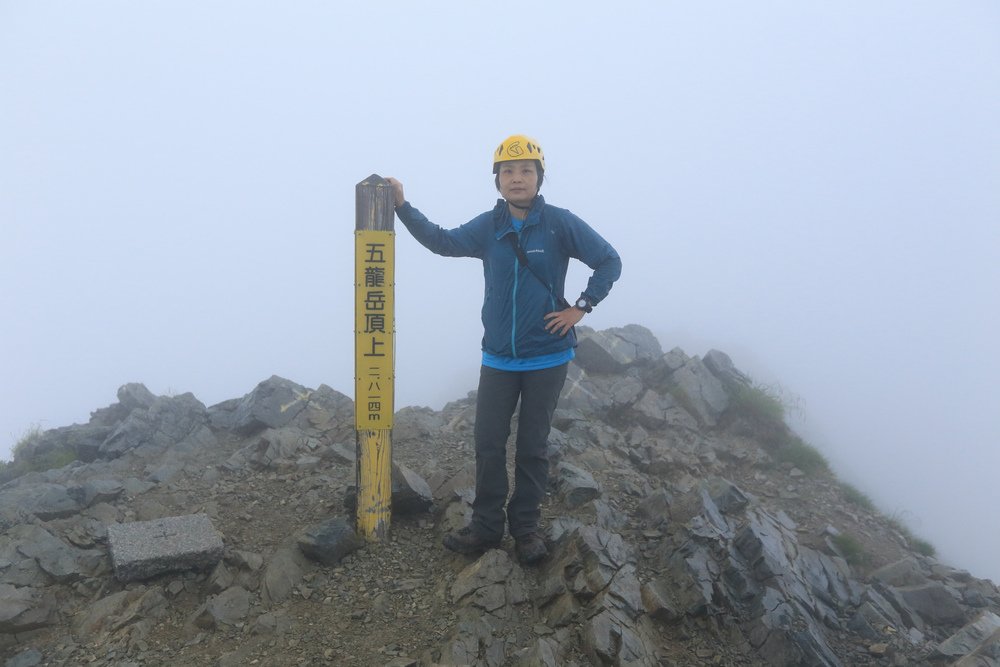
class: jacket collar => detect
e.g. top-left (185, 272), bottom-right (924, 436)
top-left (493, 195), bottom-right (545, 239)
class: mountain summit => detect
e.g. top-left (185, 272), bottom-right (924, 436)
top-left (2, 324), bottom-right (997, 666)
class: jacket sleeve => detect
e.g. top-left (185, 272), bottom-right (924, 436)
top-left (558, 210), bottom-right (622, 305)
top-left (394, 202), bottom-right (486, 259)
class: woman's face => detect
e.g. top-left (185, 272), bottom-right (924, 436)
top-left (497, 160), bottom-right (538, 208)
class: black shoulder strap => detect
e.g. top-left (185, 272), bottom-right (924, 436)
top-left (507, 234), bottom-right (571, 310)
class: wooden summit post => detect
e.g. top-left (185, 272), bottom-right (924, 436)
top-left (354, 174), bottom-right (395, 541)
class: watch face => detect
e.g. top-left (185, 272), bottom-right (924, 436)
top-left (576, 298), bottom-right (588, 308)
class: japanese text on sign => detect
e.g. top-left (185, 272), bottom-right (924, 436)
top-left (355, 231), bottom-right (395, 429)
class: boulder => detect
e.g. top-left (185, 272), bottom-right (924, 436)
top-left (297, 517), bottom-right (364, 565)
top-left (192, 586), bottom-right (251, 629)
top-left (896, 582), bottom-right (967, 626)
top-left (343, 462), bottom-right (434, 516)
top-left (99, 393), bottom-right (210, 458)
top-left (552, 461), bottom-right (601, 509)
top-left (870, 557), bottom-right (930, 587)
top-left (261, 547), bottom-right (306, 605)
top-left (703, 349), bottom-right (750, 388)
top-left (935, 611), bottom-right (1000, 658)
top-left (8, 524), bottom-right (102, 584)
top-left (670, 357), bottom-right (730, 426)
top-left (631, 389), bottom-right (699, 431)
top-left (0, 483), bottom-right (82, 521)
top-left (221, 375), bottom-right (313, 436)
top-left (0, 584), bottom-right (58, 633)
top-left (573, 324), bottom-right (663, 374)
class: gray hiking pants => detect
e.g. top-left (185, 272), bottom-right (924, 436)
top-left (471, 362), bottom-right (569, 541)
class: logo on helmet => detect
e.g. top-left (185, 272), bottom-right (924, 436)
top-left (506, 141), bottom-right (525, 158)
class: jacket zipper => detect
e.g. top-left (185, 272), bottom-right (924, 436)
top-left (511, 233), bottom-right (520, 358)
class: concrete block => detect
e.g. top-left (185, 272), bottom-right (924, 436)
top-left (107, 513), bottom-right (224, 582)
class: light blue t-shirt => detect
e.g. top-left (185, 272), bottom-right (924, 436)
top-left (482, 347), bottom-right (575, 371)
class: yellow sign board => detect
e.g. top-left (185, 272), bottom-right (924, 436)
top-left (355, 230), bottom-right (395, 429)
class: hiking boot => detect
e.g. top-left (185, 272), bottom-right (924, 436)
top-left (514, 532), bottom-right (548, 564)
top-left (442, 526), bottom-right (501, 555)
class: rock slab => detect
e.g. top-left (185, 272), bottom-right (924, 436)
top-left (107, 513), bottom-right (224, 582)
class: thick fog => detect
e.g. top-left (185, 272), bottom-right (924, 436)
top-left (2, 3), bottom-right (998, 581)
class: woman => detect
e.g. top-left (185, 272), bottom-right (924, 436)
top-left (387, 134), bottom-right (621, 563)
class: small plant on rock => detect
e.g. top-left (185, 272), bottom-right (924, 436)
top-left (729, 382), bottom-right (786, 430)
top-left (886, 513), bottom-right (937, 558)
top-left (912, 538), bottom-right (937, 558)
top-left (1, 425), bottom-right (78, 483)
top-left (774, 435), bottom-right (830, 476)
top-left (831, 533), bottom-right (868, 567)
top-left (839, 482), bottom-right (876, 511)
top-left (10, 424), bottom-right (44, 460)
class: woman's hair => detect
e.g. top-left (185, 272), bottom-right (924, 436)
top-left (494, 161), bottom-right (544, 193)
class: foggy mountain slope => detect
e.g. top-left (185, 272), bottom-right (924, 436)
top-left (2, 324), bottom-right (998, 666)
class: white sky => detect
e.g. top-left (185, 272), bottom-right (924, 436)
top-left (2, 2), bottom-right (998, 580)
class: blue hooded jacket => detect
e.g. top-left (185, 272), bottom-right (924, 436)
top-left (395, 195), bottom-right (622, 359)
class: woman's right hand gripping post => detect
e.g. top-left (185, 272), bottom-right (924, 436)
top-left (385, 177), bottom-right (405, 208)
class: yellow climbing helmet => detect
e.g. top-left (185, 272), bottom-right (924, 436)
top-left (492, 135), bottom-right (545, 173)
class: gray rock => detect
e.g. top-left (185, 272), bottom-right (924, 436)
top-left (745, 588), bottom-right (842, 667)
top-left (251, 610), bottom-right (293, 636)
top-left (147, 461), bottom-right (184, 484)
top-left (74, 587), bottom-right (168, 637)
top-left (573, 324), bottom-right (663, 374)
top-left (75, 478), bottom-right (124, 507)
top-left (706, 477), bottom-right (750, 514)
top-left (896, 582), bottom-right (967, 626)
top-left (21, 421), bottom-right (113, 466)
top-left (0, 483), bottom-right (82, 521)
top-left (703, 349), bottom-right (750, 388)
top-left (9, 524), bottom-right (101, 584)
top-left (225, 375), bottom-right (313, 436)
top-left (641, 578), bottom-right (680, 622)
top-left (558, 364), bottom-right (611, 414)
top-left (106, 513), bottom-right (224, 581)
top-left (0, 584), bottom-right (58, 633)
top-left (224, 426), bottom-right (317, 471)
top-left (261, 547), bottom-right (306, 604)
top-left (117, 383), bottom-right (157, 410)
top-left (848, 603), bottom-right (892, 640)
top-left (207, 561), bottom-right (235, 593)
top-left (581, 607), bottom-right (657, 667)
top-left (297, 383), bottom-right (355, 438)
top-left (554, 461), bottom-right (601, 509)
top-left (4, 648), bottom-right (42, 667)
top-left (391, 462), bottom-right (434, 514)
top-left (662, 347), bottom-right (689, 372)
top-left (0, 506), bottom-right (33, 533)
top-left (393, 406), bottom-right (446, 442)
top-left (631, 389), bottom-right (699, 431)
top-left (451, 549), bottom-right (528, 614)
top-left (193, 586), bottom-right (251, 628)
top-left (325, 442), bottom-right (357, 466)
top-left (297, 517), bottom-right (364, 565)
top-left (343, 462), bottom-right (434, 516)
top-left (509, 637), bottom-right (561, 667)
top-left (540, 526), bottom-right (633, 618)
top-left (936, 611), bottom-right (1000, 658)
top-left (100, 393), bottom-right (209, 458)
top-left (874, 583), bottom-right (925, 632)
top-left (870, 557), bottom-right (929, 587)
top-left (670, 357), bottom-right (730, 426)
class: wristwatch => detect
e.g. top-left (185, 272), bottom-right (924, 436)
top-left (574, 296), bottom-right (593, 313)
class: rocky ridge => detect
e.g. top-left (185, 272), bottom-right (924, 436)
top-left (2, 324), bottom-right (998, 666)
